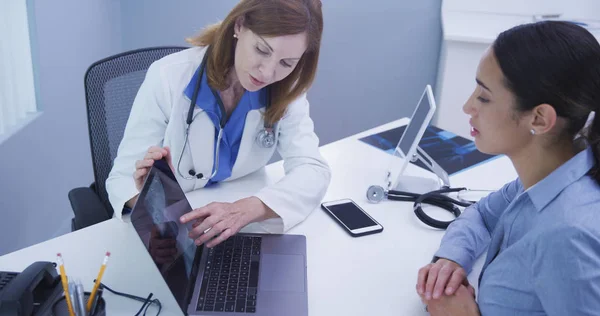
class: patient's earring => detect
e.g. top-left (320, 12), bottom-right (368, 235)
top-left (530, 129), bottom-right (536, 135)
top-left (233, 34), bottom-right (238, 38)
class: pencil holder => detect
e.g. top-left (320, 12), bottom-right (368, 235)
top-left (51, 291), bottom-right (106, 316)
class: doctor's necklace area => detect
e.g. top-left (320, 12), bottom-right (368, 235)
top-left (176, 48), bottom-right (276, 181)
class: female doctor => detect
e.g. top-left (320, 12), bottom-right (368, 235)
top-left (106, 0), bottom-right (330, 248)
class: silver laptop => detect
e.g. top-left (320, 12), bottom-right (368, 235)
top-left (130, 158), bottom-right (308, 315)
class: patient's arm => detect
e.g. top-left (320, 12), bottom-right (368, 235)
top-left (434, 179), bottom-right (521, 273)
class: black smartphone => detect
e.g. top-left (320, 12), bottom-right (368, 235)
top-left (321, 199), bottom-right (384, 237)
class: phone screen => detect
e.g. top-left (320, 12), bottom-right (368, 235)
top-left (325, 202), bottom-right (378, 230)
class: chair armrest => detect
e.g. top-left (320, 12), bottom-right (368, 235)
top-left (68, 186), bottom-right (111, 230)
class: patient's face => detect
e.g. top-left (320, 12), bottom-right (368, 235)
top-left (462, 48), bottom-right (532, 156)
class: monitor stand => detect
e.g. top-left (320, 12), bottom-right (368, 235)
top-left (391, 146), bottom-right (450, 194)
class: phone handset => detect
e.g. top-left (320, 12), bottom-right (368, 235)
top-left (0, 261), bottom-right (62, 316)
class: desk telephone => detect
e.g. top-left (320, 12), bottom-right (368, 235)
top-left (0, 261), bottom-right (64, 316)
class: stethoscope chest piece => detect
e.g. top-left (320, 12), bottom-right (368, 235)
top-left (256, 128), bottom-right (276, 148)
top-left (366, 185), bottom-right (386, 203)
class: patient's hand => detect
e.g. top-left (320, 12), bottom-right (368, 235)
top-left (422, 284), bottom-right (479, 316)
top-left (417, 258), bottom-right (468, 300)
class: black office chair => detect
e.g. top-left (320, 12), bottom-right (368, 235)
top-left (68, 46), bottom-right (187, 231)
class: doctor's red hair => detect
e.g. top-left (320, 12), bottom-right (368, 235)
top-left (186, 0), bottom-right (323, 126)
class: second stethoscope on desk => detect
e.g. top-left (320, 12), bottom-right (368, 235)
top-left (176, 49), bottom-right (276, 181)
top-left (366, 183), bottom-right (495, 230)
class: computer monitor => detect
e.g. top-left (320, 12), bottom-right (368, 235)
top-left (385, 85), bottom-right (437, 190)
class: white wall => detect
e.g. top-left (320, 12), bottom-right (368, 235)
top-left (0, 0), bottom-right (122, 255)
top-left (443, 0), bottom-right (600, 20)
top-left (0, 1), bottom-right (37, 139)
top-left (435, 0), bottom-right (600, 138)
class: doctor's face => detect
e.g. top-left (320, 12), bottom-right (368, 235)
top-left (462, 48), bottom-right (533, 156)
top-left (233, 23), bottom-right (308, 92)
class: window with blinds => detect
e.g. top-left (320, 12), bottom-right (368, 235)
top-left (0, 1), bottom-right (38, 142)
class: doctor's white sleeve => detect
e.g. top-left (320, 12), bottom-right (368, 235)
top-left (106, 61), bottom-right (170, 220)
top-left (253, 94), bottom-right (331, 233)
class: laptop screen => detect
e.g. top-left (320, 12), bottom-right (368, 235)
top-left (130, 158), bottom-right (201, 312)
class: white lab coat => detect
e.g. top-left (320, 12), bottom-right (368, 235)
top-left (106, 46), bottom-right (331, 233)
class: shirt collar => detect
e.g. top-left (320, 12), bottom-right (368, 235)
top-left (527, 147), bottom-right (595, 212)
top-left (184, 65), bottom-right (268, 114)
top-left (248, 86), bottom-right (268, 110)
top-left (184, 64), bottom-right (218, 117)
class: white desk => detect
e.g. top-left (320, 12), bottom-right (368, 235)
top-left (0, 118), bottom-right (517, 315)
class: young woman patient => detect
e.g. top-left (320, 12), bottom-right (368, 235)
top-left (416, 21), bottom-right (600, 315)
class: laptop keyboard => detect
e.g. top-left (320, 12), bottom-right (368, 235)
top-left (0, 271), bottom-right (19, 292)
top-left (197, 236), bottom-right (261, 313)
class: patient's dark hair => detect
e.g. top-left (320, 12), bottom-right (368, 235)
top-left (493, 21), bottom-right (600, 184)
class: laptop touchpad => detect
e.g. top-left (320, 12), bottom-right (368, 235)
top-left (261, 254), bottom-right (305, 292)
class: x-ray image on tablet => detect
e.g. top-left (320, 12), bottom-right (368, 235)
top-left (360, 125), bottom-right (499, 176)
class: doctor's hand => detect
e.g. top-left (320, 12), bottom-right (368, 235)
top-left (421, 284), bottom-right (479, 316)
top-left (417, 258), bottom-right (469, 300)
top-left (134, 146), bottom-right (173, 191)
top-left (179, 197), bottom-right (278, 248)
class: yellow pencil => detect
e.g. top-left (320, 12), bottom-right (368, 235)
top-left (87, 251), bottom-right (110, 312)
top-left (56, 253), bottom-right (75, 316)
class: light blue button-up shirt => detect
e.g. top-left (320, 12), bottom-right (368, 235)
top-left (183, 66), bottom-right (267, 186)
top-left (435, 147), bottom-right (600, 315)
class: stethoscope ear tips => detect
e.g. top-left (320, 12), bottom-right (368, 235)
top-left (366, 185), bottom-right (386, 203)
top-left (188, 169), bottom-right (204, 179)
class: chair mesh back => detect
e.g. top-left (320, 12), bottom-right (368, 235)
top-left (84, 46), bottom-right (187, 216)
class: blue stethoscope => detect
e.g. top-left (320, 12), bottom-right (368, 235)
top-left (177, 49), bottom-right (276, 181)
